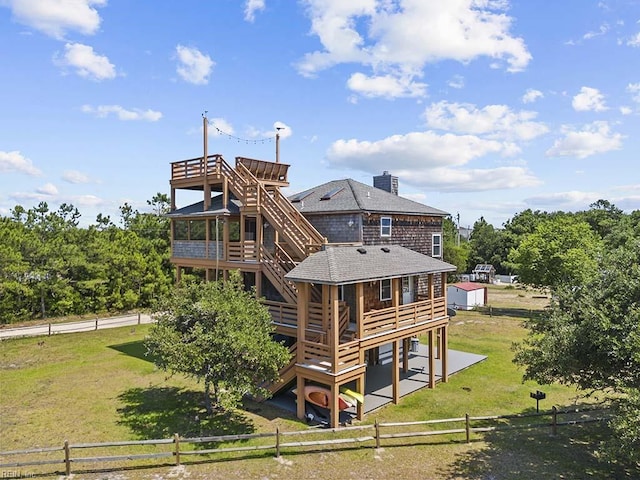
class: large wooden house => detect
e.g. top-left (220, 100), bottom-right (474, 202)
top-left (168, 149), bottom-right (456, 428)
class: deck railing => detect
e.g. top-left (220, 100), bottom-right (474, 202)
top-left (227, 241), bottom-right (258, 261)
top-left (260, 246), bottom-right (298, 303)
top-left (171, 155), bottom-right (223, 180)
top-left (361, 298), bottom-right (447, 338)
top-left (265, 301), bottom-right (350, 333)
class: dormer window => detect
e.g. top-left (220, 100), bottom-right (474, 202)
top-left (380, 217), bottom-right (392, 237)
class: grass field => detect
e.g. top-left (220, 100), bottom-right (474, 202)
top-left (0, 285), bottom-right (628, 479)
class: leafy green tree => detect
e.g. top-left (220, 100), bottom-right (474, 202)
top-left (580, 199), bottom-right (624, 239)
top-left (508, 216), bottom-right (602, 288)
top-left (443, 216), bottom-right (469, 280)
top-left (467, 217), bottom-right (504, 273)
top-left (514, 239), bottom-right (640, 467)
top-left (146, 271), bottom-right (290, 412)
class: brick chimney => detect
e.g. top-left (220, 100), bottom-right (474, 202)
top-left (373, 171), bottom-right (398, 195)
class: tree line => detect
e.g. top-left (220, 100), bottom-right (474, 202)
top-left (444, 199), bottom-right (640, 287)
top-left (0, 194), bottom-right (173, 323)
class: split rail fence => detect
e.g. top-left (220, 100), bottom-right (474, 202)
top-left (0, 406), bottom-right (607, 476)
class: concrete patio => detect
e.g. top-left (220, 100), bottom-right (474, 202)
top-left (267, 342), bottom-right (487, 423)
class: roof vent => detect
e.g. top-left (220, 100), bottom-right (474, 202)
top-left (357, 247), bottom-right (367, 254)
top-left (381, 247), bottom-right (390, 253)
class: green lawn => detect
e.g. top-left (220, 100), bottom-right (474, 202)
top-left (0, 285), bottom-right (628, 479)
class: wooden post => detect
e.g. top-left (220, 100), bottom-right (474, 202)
top-left (95, 318), bottom-right (98, 330)
top-left (48, 323), bottom-right (52, 336)
top-left (330, 285), bottom-right (339, 374)
top-left (356, 374), bottom-right (365, 421)
top-left (330, 383), bottom-right (339, 428)
top-left (402, 338), bottom-right (409, 372)
top-left (428, 330), bottom-right (436, 388)
top-left (356, 282), bottom-right (364, 340)
top-left (465, 413), bottom-right (471, 443)
top-left (296, 282), bottom-right (308, 422)
top-left (137, 312), bottom-right (141, 325)
top-left (275, 426), bottom-right (281, 458)
top-left (552, 406), bottom-right (558, 436)
top-left (392, 340), bottom-right (400, 404)
top-left (174, 433), bottom-right (180, 465)
top-left (64, 440), bottom-right (71, 476)
top-left (429, 274), bottom-right (435, 318)
top-left (441, 325), bottom-right (449, 383)
top-left (375, 420), bottom-right (381, 449)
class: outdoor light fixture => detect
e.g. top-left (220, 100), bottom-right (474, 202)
top-left (348, 220), bottom-right (354, 227)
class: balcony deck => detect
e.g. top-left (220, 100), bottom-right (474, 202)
top-left (170, 154), bottom-right (289, 188)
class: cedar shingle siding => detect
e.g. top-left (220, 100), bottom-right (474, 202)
top-left (362, 213), bottom-right (442, 256)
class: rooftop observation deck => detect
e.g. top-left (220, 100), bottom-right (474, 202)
top-left (170, 154), bottom-right (290, 188)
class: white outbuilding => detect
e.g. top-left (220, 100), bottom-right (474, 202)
top-left (447, 282), bottom-right (487, 310)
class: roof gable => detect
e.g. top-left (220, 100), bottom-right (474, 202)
top-left (289, 178), bottom-right (448, 216)
top-left (285, 244), bottom-right (456, 285)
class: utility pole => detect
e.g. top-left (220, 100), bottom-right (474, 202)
top-left (456, 212), bottom-right (461, 246)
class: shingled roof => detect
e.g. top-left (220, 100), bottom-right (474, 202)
top-left (288, 178), bottom-right (448, 216)
top-left (285, 245), bottom-right (456, 285)
top-left (166, 194), bottom-right (241, 217)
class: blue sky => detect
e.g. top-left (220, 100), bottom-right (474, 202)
top-left (1, 0), bottom-right (639, 229)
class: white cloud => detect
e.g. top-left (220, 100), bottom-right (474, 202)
top-left (572, 86), bottom-right (607, 112)
top-left (175, 45), bottom-right (214, 85)
top-left (522, 88), bottom-right (543, 104)
top-left (54, 42), bottom-right (116, 80)
top-left (347, 72), bottom-right (427, 98)
top-left (36, 183), bottom-right (58, 195)
top-left (244, 0), bottom-right (265, 22)
top-left (3, 0), bottom-right (106, 39)
top-left (0, 150), bottom-right (42, 175)
top-left (583, 23), bottom-right (609, 40)
top-left (209, 117), bottom-right (235, 136)
top-left (81, 104), bottom-right (162, 121)
top-left (620, 106), bottom-right (633, 115)
top-left (327, 131), bottom-right (507, 171)
top-left (297, 0), bottom-right (531, 99)
top-left (524, 191), bottom-right (601, 210)
top-left (627, 31), bottom-right (640, 47)
top-left (447, 75), bottom-right (464, 89)
top-left (246, 121), bottom-right (293, 140)
top-left (627, 82), bottom-right (640, 103)
top-left (326, 126), bottom-right (541, 192)
top-left (9, 191), bottom-right (106, 208)
top-left (62, 170), bottom-right (91, 184)
top-left (396, 166), bottom-right (540, 192)
top-left (546, 121), bottom-right (624, 159)
top-left (423, 101), bottom-right (549, 141)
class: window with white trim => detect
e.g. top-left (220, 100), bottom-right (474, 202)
top-left (380, 279), bottom-right (392, 301)
top-left (432, 233), bottom-right (442, 257)
top-left (380, 217), bottom-right (392, 237)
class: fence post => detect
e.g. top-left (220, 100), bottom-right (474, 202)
top-left (138, 312), bottom-right (141, 325)
top-left (375, 420), bottom-right (380, 449)
top-left (174, 433), bottom-right (180, 465)
top-left (64, 440), bottom-right (71, 476)
top-left (48, 323), bottom-right (52, 336)
top-left (552, 406), bottom-right (558, 436)
top-left (465, 413), bottom-right (471, 443)
top-left (275, 426), bottom-right (281, 458)
top-left (489, 306), bottom-right (493, 318)
top-left (95, 318), bottom-right (99, 330)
